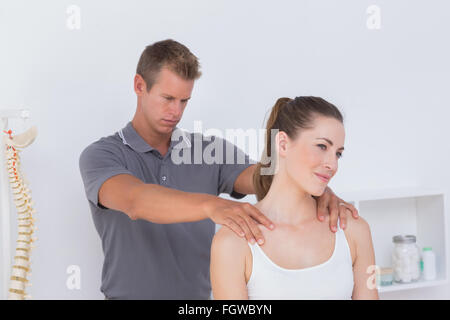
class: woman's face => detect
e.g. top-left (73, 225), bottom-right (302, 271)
top-left (279, 115), bottom-right (345, 197)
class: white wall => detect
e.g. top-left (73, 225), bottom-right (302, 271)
top-left (0, 0), bottom-right (449, 299)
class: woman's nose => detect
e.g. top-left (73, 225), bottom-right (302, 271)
top-left (324, 157), bottom-right (338, 172)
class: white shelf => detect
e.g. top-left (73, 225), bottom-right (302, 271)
top-left (339, 186), bottom-right (444, 203)
top-left (378, 277), bottom-right (448, 293)
top-left (340, 187), bottom-right (448, 294)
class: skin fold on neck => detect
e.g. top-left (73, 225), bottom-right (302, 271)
top-left (254, 167), bottom-right (318, 228)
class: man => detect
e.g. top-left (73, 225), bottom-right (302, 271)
top-left (79, 39), bottom-right (358, 299)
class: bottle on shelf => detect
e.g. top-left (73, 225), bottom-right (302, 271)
top-left (422, 247), bottom-right (437, 281)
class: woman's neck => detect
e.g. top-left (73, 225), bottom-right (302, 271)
top-left (256, 171), bottom-right (317, 227)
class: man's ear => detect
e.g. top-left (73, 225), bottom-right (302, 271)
top-left (134, 74), bottom-right (148, 95)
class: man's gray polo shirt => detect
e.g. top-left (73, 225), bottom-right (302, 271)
top-left (79, 121), bottom-right (253, 299)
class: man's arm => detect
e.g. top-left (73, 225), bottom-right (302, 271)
top-left (232, 164), bottom-right (257, 195)
top-left (99, 173), bottom-right (213, 222)
top-left (98, 173), bottom-right (274, 244)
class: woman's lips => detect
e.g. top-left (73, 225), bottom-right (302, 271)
top-left (314, 173), bottom-right (330, 182)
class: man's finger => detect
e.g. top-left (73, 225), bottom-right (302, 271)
top-left (234, 215), bottom-right (256, 244)
top-left (245, 203), bottom-right (275, 230)
top-left (347, 202), bottom-right (359, 218)
top-left (224, 218), bottom-right (245, 238)
top-left (339, 205), bottom-right (348, 229)
top-left (329, 197), bottom-right (340, 233)
top-left (338, 200), bottom-right (359, 219)
top-left (316, 193), bottom-right (330, 222)
top-left (244, 215), bottom-right (265, 245)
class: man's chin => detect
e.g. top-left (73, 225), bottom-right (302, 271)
top-left (158, 122), bottom-right (176, 134)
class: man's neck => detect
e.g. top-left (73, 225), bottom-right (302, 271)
top-left (131, 117), bottom-right (171, 156)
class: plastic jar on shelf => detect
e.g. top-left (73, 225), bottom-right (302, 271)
top-left (378, 267), bottom-right (394, 286)
top-left (392, 235), bottom-right (421, 283)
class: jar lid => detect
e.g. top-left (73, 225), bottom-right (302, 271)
top-left (380, 267), bottom-right (393, 274)
top-left (393, 235), bottom-right (416, 244)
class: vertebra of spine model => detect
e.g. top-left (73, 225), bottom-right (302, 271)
top-left (4, 126), bottom-right (37, 300)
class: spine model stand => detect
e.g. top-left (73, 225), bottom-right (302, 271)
top-left (3, 126), bottom-right (38, 300)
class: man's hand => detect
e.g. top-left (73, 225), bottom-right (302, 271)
top-left (315, 187), bottom-right (359, 232)
top-left (203, 197), bottom-right (275, 245)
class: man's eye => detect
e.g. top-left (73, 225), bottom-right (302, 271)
top-left (318, 144), bottom-right (327, 150)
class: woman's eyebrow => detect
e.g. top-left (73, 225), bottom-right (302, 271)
top-left (316, 137), bottom-right (344, 151)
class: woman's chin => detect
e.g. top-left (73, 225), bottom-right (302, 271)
top-left (310, 186), bottom-right (327, 197)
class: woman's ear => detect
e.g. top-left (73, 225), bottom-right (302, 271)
top-left (276, 131), bottom-right (289, 156)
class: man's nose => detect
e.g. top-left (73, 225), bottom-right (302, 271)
top-left (168, 100), bottom-right (183, 117)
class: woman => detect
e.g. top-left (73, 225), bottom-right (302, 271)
top-left (210, 96), bottom-right (379, 299)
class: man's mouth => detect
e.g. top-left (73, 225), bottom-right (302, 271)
top-left (162, 119), bottom-right (178, 125)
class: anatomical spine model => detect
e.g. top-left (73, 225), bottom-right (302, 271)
top-left (3, 126), bottom-right (38, 300)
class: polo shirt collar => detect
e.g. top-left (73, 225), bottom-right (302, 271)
top-left (119, 121), bottom-right (191, 153)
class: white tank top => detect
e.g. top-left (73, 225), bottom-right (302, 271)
top-left (246, 221), bottom-right (354, 300)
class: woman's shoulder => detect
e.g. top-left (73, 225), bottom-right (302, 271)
top-left (321, 213), bottom-right (371, 239)
top-left (211, 225), bottom-right (250, 255)
top-left (342, 215), bottom-right (373, 264)
top-left (344, 215), bottom-right (372, 240)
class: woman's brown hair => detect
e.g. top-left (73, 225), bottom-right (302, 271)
top-left (253, 96), bottom-right (344, 201)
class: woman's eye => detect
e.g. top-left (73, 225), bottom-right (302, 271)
top-left (318, 144), bottom-right (343, 158)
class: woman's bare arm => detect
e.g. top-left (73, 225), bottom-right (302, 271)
top-left (210, 226), bottom-right (250, 299)
top-left (348, 216), bottom-right (380, 299)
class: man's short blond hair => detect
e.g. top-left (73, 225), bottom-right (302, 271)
top-left (136, 39), bottom-right (202, 91)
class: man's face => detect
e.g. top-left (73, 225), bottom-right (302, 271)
top-left (135, 67), bottom-right (194, 135)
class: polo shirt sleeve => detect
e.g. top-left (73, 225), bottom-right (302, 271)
top-left (217, 137), bottom-right (254, 199)
top-left (79, 141), bottom-right (134, 209)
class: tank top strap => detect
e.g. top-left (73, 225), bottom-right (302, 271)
top-left (335, 221), bottom-right (341, 248)
top-left (334, 217), bottom-right (353, 264)
top-left (247, 241), bottom-right (271, 267)
top-left (247, 241), bottom-right (260, 260)
top-left (336, 217), bottom-right (344, 244)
